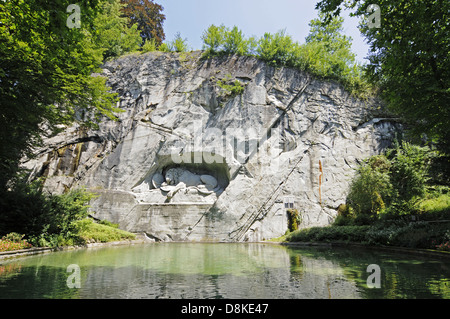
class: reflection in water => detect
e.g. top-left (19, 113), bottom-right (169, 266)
top-left (0, 243), bottom-right (448, 299)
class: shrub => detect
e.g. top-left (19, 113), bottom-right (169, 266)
top-left (387, 142), bottom-right (430, 203)
top-left (0, 233), bottom-right (32, 252)
top-left (287, 226), bottom-right (370, 243)
top-left (286, 209), bottom-right (302, 232)
top-left (347, 155), bottom-right (392, 216)
top-left (73, 218), bottom-right (135, 243)
top-left (217, 75), bottom-right (245, 98)
top-left (201, 24), bottom-right (226, 56)
top-left (257, 30), bottom-right (298, 67)
top-left (171, 32), bottom-right (190, 53)
top-left (0, 183), bottom-right (97, 247)
top-left (141, 38), bottom-right (158, 52)
top-left (223, 26), bottom-right (248, 55)
top-left (158, 33), bottom-right (190, 53)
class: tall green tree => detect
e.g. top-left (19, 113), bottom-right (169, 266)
top-left (120, 0), bottom-right (165, 45)
top-left (93, 0), bottom-right (142, 60)
top-left (316, 0), bottom-right (450, 158)
top-left (305, 13), bottom-right (357, 73)
top-left (301, 13), bottom-right (364, 85)
top-left (0, 0), bottom-right (121, 191)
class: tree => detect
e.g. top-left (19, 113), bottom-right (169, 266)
top-left (316, 0), bottom-right (450, 159)
top-left (93, 0), bottom-right (142, 60)
top-left (120, 0), bottom-right (165, 45)
top-left (0, 0), bottom-right (120, 191)
top-left (158, 32), bottom-right (190, 52)
top-left (201, 24), bottom-right (227, 55)
top-left (347, 155), bottom-right (393, 216)
top-left (171, 32), bottom-right (190, 52)
top-left (257, 29), bottom-right (298, 66)
top-left (301, 13), bottom-right (362, 82)
top-left (223, 26), bottom-right (255, 56)
top-left (305, 13), bottom-right (356, 72)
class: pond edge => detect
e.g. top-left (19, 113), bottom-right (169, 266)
top-left (0, 238), bottom-right (147, 261)
top-left (268, 241), bottom-right (450, 259)
top-left (2, 238), bottom-right (449, 261)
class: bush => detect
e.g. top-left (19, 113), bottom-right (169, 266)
top-left (217, 74), bottom-right (246, 98)
top-left (387, 142), bottom-right (430, 202)
top-left (73, 218), bottom-right (135, 243)
top-left (0, 183), bottom-right (97, 247)
top-left (286, 226), bottom-right (370, 243)
top-left (200, 18), bottom-right (373, 99)
top-left (0, 232), bottom-right (32, 251)
top-left (141, 38), bottom-right (158, 52)
top-left (346, 142), bottom-right (436, 220)
top-left (286, 209), bottom-right (301, 232)
top-left (201, 24), bottom-right (226, 56)
top-left (347, 155), bottom-right (392, 216)
top-left (171, 32), bottom-right (190, 53)
top-left (257, 30), bottom-right (298, 67)
top-left (158, 32), bottom-right (190, 53)
top-left (223, 26), bottom-right (254, 56)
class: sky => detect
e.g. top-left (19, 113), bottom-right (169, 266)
top-left (158, 0), bottom-right (371, 63)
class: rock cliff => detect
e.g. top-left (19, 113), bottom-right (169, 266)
top-left (23, 51), bottom-right (400, 242)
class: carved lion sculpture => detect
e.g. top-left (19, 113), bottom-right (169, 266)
top-left (153, 168), bottom-right (219, 199)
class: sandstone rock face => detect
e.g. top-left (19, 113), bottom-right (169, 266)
top-left (22, 51), bottom-right (401, 242)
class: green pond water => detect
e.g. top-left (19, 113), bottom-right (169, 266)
top-left (0, 243), bottom-right (448, 299)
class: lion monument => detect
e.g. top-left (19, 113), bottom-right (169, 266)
top-left (152, 168), bottom-right (220, 199)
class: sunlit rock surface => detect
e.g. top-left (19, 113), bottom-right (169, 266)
top-left (22, 51), bottom-right (400, 242)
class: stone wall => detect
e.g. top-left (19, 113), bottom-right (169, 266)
top-left (22, 51), bottom-right (401, 242)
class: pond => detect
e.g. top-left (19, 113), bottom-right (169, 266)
top-left (0, 243), bottom-right (448, 299)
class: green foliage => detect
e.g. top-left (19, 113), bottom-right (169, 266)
top-left (141, 38), bottom-right (158, 52)
top-left (201, 24), bottom-right (227, 55)
top-left (1, 232), bottom-right (26, 243)
top-left (316, 0), bottom-right (450, 162)
top-left (0, 182), bottom-right (97, 247)
top-left (158, 42), bottom-right (171, 52)
top-left (286, 220), bottom-right (450, 249)
top-left (257, 30), bottom-right (299, 67)
top-left (158, 32), bottom-right (190, 53)
top-left (347, 155), bottom-right (393, 216)
top-left (217, 75), bottom-right (246, 98)
top-left (171, 32), bottom-right (190, 52)
top-left (73, 218), bottom-right (135, 243)
top-left (200, 18), bottom-right (373, 99)
top-left (92, 0), bottom-right (142, 60)
top-left (286, 226), bottom-right (370, 243)
top-left (364, 221), bottom-right (450, 249)
top-left (417, 192), bottom-right (450, 217)
top-left (387, 142), bottom-right (431, 202)
top-left (347, 142), bottom-right (434, 220)
top-left (286, 209), bottom-right (302, 232)
top-left (98, 219), bottom-right (120, 228)
top-left (0, 0), bottom-right (122, 191)
top-left (223, 26), bottom-right (256, 56)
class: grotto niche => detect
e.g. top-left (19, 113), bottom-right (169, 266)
top-left (131, 152), bottom-right (230, 204)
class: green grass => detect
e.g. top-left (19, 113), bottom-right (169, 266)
top-left (417, 193), bottom-right (450, 215)
top-left (74, 219), bottom-right (136, 244)
top-left (283, 192), bottom-right (450, 250)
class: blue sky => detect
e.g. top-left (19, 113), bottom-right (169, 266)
top-left (158, 0), bottom-right (370, 63)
